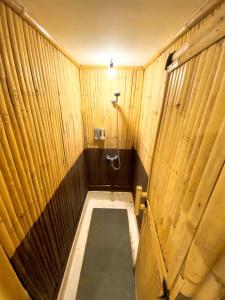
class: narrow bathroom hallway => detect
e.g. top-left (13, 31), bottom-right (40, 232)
top-left (0, 0), bottom-right (224, 299)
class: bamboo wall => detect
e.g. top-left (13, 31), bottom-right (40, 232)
top-left (136, 2), bottom-right (225, 298)
top-left (80, 66), bottom-right (143, 190)
top-left (0, 0), bottom-right (224, 298)
top-left (80, 66), bottom-right (143, 149)
top-left (0, 2), bottom-right (87, 299)
top-left (0, 244), bottom-right (29, 300)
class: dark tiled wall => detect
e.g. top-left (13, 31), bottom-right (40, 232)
top-left (85, 148), bottom-right (148, 194)
top-left (11, 151), bottom-right (87, 300)
top-left (85, 148), bottom-right (135, 191)
top-left (11, 148), bottom-right (148, 300)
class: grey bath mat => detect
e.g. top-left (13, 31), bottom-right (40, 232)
top-left (76, 208), bottom-right (135, 300)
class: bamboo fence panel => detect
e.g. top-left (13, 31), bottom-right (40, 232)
top-left (79, 66), bottom-right (143, 149)
top-left (0, 2), bottom-right (85, 299)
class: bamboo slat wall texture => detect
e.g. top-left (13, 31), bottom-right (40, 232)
top-left (181, 162), bottom-right (225, 298)
top-left (0, 2), bottom-right (87, 299)
top-left (80, 66), bottom-right (143, 149)
top-left (0, 244), bottom-right (29, 300)
top-left (80, 66), bottom-right (143, 190)
top-left (0, 0), bottom-right (224, 298)
top-left (137, 35), bottom-right (194, 176)
top-left (137, 3), bottom-right (224, 177)
top-left (136, 2), bottom-right (225, 298)
top-left (151, 38), bottom-right (225, 289)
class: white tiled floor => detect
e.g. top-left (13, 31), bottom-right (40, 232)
top-left (57, 191), bottom-right (139, 300)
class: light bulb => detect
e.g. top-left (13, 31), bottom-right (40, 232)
top-left (107, 59), bottom-right (116, 79)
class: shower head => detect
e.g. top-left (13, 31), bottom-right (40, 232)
top-left (111, 91), bottom-right (121, 105)
top-left (114, 91), bottom-right (121, 97)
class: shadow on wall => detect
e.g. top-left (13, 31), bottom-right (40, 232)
top-left (10, 152), bottom-right (88, 300)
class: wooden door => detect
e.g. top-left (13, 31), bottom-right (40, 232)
top-left (135, 11), bottom-right (225, 298)
top-left (135, 75), bottom-right (225, 300)
top-left (135, 200), bottom-right (168, 300)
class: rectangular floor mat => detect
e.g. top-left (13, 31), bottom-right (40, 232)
top-left (76, 208), bottom-right (135, 300)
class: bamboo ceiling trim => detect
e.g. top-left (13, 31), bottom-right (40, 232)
top-left (80, 67), bottom-right (143, 149)
top-left (0, 1), bottom-right (84, 260)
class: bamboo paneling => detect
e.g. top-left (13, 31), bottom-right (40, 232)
top-left (0, 244), bottom-right (29, 300)
top-left (0, 2), bottom-right (86, 299)
top-left (80, 66), bottom-right (143, 149)
top-left (137, 3), bottom-right (223, 176)
top-left (0, 0), bottom-right (224, 298)
top-left (136, 1), bottom-right (225, 298)
top-left (135, 206), bottom-right (165, 300)
top-left (137, 34), bottom-right (191, 175)
top-left (181, 163), bottom-right (225, 298)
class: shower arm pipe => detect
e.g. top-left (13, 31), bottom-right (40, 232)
top-left (111, 100), bottom-right (121, 171)
top-left (144, 0), bottom-right (224, 69)
top-left (1, 0), bottom-right (80, 67)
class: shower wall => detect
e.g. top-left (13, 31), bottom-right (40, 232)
top-left (80, 66), bottom-right (143, 190)
top-left (0, 2), bottom-right (87, 299)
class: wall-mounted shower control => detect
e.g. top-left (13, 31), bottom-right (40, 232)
top-left (94, 128), bottom-right (106, 141)
top-left (106, 154), bottom-right (118, 162)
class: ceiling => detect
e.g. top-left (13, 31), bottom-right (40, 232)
top-left (20, 0), bottom-right (207, 66)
